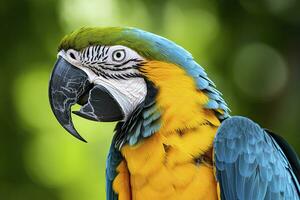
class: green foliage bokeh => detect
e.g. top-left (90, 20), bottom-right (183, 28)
top-left (0, 0), bottom-right (299, 199)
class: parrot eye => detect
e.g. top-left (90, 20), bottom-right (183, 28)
top-left (112, 49), bottom-right (126, 62)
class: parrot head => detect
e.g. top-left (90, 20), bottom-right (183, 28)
top-left (49, 27), bottom-right (229, 145)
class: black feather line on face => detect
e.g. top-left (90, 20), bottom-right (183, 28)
top-left (96, 46), bottom-right (102, 60)
top-left (79, 45), bottom-right (146, 80)
top-left (105, 46), bottom-right (110, 55)
top-left (85, 64), bottom-right (142, 80)
top-left (102, 56), bottom-right (108, 61)
top-left (91, 60), bottom-right (142, 72)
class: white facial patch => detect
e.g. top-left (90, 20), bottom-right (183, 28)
top-left (57, 45), bottom-right (147, 120)
top-left (93, 76), bottom-right (147, 120)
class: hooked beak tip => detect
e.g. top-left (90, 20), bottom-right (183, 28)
top-left (65, 125), bottom-right (88, 143)
top-left (49, 56), bottom-right (90, 143)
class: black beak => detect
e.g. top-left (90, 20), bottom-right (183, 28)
top-left (49, 56), bottom-right (124, 142)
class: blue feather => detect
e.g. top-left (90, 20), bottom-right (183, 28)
top-left (214, 116), bottom-right (300, 200)
top-left (142, 121), bottom-right (161, 138)
top-left (143, 112), bottom-right (160, 127)
top-left (106, 142), bottom-right (123, 200)
top-left (196, 77), bottom-right (209, 89)
top-left (205, 100), bottom-right (219, 109)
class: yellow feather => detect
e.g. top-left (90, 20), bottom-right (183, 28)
top-left (130, 174), bottom-right (147, 190)
top-left (174, 165), bottom-right (218, 200)
top-left (113, 161), bottom-right (131, 200)
top-left (147, 165), bottom-right (173, 191)
top-left (121, 133), bottom-right (166, 176)
top-left (113, 61), bottom-right (220, 199)
top-left (141, 61), bottom-right (217, 132)
top-left (217, 182), bottom-right (221, 200)
top-left (170, 163), bottom-right (198, 188)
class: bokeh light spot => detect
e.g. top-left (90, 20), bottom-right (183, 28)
top-left (13, 65), bottom-right (57, 131)
top-left (239, 0), bottom-right (296, 14)
top-left (163, 3), bottom-right (219, 58)
top-left (232, 43), bottom-right (288, 101)
top-left (59, 0), bottom-right (118, 31)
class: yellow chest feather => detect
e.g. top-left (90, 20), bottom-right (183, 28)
top-left (112, 61), bottom-right (221, 200)
top-left (116, 126), bottom-right (219, 200)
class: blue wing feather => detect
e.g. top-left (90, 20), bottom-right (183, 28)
top-left (106, 141), bottom-right (123, 200)
top-left (214, 116), bottom-right (300, 200)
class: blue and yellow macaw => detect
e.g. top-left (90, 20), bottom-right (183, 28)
top-left (49, 27), bottom-right (300, 200)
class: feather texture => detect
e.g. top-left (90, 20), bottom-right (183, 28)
top-left (214, 116), bottom-right (300, 200)
top-left (114, 80), bottom-right (160, 148)
top-left (59, 27), bottom-right (229, 119)
top-left (112, 61), bottom-right (222, 200)
top-left (106, 141), bottom-right (123, 200)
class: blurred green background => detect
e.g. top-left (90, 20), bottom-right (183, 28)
top-left (1, 0), bottom-right (299, 199)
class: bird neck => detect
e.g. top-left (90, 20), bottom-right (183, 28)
top-left (141, 61), bottom-right (221, 132)
top-left (119, 61), bottom-right (221, 165)
top-left (112, 62), bottom-right (221, 199)
top-left (113, 61), bottom-right (221, 148)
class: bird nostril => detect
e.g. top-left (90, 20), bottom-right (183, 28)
top-left (66, 49), bottom-right (78, 61)
top-left (69, 52), bottom-right (76, 60)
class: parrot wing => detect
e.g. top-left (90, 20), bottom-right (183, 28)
top-left (214, 116), bottom-right (300, 200)
top-left (106, 143), bottom-right (123, 200)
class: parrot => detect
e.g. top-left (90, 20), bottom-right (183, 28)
top-left (48, 27), bottom-right (300, 200)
